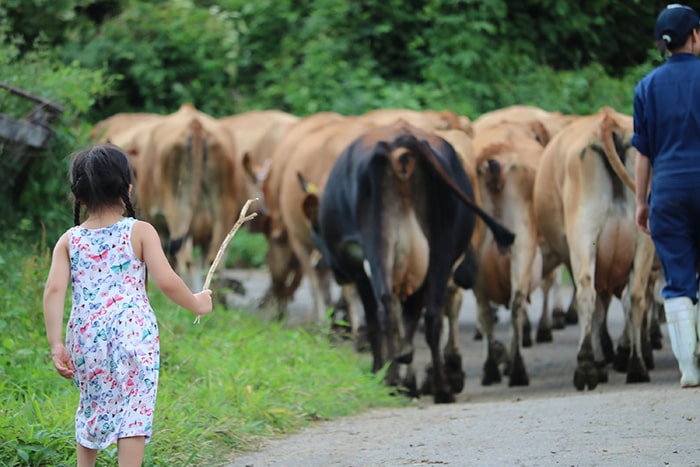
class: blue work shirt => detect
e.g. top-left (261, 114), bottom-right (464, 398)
top-left (632, 53), bottom-right (700, 189)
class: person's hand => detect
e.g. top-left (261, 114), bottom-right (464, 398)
top-left (50, 344), bottom-right (74, 379)
top-left (194, 290), bottom-right (213, 316)
top-left (636, 202), bottom-right (650, 235)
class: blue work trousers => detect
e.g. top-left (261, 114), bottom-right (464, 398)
top-left (649, 184), bottom-right (700, 302)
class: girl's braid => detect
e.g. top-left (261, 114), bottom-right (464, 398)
top-left (74, 200), bottom-right (81, 226)
top-left (123, 192), bottom-right (136, 218)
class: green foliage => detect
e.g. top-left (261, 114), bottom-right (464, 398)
top-left (0, 243), bottom-right (402, 466)
top-left (64, 0), bottom-right (241, 118)
top-left (225, 229), bottom-right (268, 269)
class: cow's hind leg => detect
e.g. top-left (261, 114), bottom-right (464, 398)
top-left (420, 281), bottom-right (465, 396)
top-left (508, 289), bottom-right (530, 386)
top-left (442, 281), bottom-right (465, 394)
top-left (572, 279), bottom-right (598, 391)
top-left (624, 232), bottom-right (655, 383)
top-left (423, 275), bottom-right (455, 404)
top-left (592, 293), bottom-right (611, 384)
top-left (475, 288), bottom-right (503, 386)
top-left (536, 270), bottom-right (555, 342)
top-left (354, 274), bottom-right (384, 374)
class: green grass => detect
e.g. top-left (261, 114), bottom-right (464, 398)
top-left (0, 241), bottom-right (403, 466)
top-left (225, 229), bottom-right (268, 269)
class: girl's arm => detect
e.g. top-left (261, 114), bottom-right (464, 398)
top-left (43, 233), bottom-right (75, 379)
top-left (133, 220), bottom-right (212, 315)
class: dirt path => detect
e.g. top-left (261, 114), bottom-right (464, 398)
top-left (224, 269), bottom-right (700, 466)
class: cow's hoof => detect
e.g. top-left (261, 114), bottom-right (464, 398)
top-left (601, 334), bottom-right (615, 365)
top-left (522, 320), bottom-right (533, 348)
top-left (354, 325), bottom-right (371, 353)
top-left (650, 323), bottom-right (663, 350)
top-left (433, 389), bottom-right (456, 404)
top-left (445, 354), bottom-right (465, 394)
top-left (613, 345), bottom-right (630, 373)
top-left (626, 357), bottom-right (650, 384)
top-left (642, 344), bottom-right (655, 370)
top-left (220, 277), bottom-right (246, 296)
top-left (508, 354), bottom-right (529, 387)
top-left (398, 373), bottom-right (419, 398)
top-left (573, 362), bottom-right (598, 391)
top-left (492, 340), bottom-right (508, 365)
top-left (384, 363), bottom-right (401, 388)
top-left (564, 307), bottom-right (578, 325)
top-left (482, 358), bottom-right (501, 386)
top-left (595, 361), bottom-right (608, 384)
top-left (536, 327), bottom-right (553, 343)
top-left (551, 309), bottom-right (567, 329)
top-left (420, 366), bottom-right (434, 395)
top-left (395, 343), bottom-right (414, 365)
top-left (473, 327), bottom-right (483, 341)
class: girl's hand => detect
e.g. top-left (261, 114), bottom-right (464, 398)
top-left (50, 344), bottom-right (74, 379)
top-left (194, 290), bottom-right (213, 316)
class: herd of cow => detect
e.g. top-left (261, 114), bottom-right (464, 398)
top-left (91, 103), bottom-right (663, 404)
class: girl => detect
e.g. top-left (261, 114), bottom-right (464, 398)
top-left (43, 144), bottom-right (213, 466)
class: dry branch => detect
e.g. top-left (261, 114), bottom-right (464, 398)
top-left (194, 198), bottom-right (259, 324)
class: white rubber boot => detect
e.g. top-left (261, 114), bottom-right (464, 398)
top-left (665, 297), bottom-right (699, 388)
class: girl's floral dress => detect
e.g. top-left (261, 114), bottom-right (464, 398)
top-left (66, 217), bottom-right (159, 449)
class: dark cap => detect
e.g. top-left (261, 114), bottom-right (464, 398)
top-left (655, 4), bottom-right (700, 48)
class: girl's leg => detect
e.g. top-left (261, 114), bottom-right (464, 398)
top-left (77, 443), bottom-right (98, 467)
top-left (117, 436), bottom-right (146, 467)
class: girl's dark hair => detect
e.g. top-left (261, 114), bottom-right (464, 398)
top-left (70, 144), bottom-right (136, 225)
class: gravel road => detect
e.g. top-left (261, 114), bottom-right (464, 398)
top-left (224, 269), bottom-right (700, 467)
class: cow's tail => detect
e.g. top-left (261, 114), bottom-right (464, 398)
top-left (396, 134), bottom-right (515, 252)
top-left (188, 117), bottom-right (205, 209)
top-left (600, 109), bottom-right (636, 192)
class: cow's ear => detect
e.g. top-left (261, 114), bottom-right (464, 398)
top-left (302, 193), bottom-right (320, 224)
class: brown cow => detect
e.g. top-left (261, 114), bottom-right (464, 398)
top-left (359, 108), bottom-right (472, 135)
top-left (91, 112), bottom-right (164, 177)
top-left (466, 121), bottom-right (548, 387)
top-left (533, 106), bottom-right (656, 390)
top-left (473, 105), bottom-right (577, 145)
top-left (137, 104), bottom-right (244, 289)
top-left (218, 110), bottom-right (300, 233)
top-left (219, 111), bottom-right (299, 182)
top-left (260, 112), bottom-right (345, 315)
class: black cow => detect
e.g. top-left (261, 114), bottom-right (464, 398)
top-left (300, 121), bottom-right (514, 403)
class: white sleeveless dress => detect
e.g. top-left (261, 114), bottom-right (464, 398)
top-left (66, 217), bottom-right (159, 449)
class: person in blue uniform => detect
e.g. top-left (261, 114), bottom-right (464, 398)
top-left (633, 3), bottom-right (700, 388)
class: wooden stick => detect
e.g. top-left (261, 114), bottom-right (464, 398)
top-left (194, 198), bottom-right (259, 324)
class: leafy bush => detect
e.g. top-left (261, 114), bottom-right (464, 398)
top-left (226, 229), bottom-right (268, 269)
top-left (64, 0), bottom-right (241, 119)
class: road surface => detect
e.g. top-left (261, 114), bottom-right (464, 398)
top-left (224, 269), bottom-right (699, 466)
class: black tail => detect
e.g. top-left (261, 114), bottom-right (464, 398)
top-left (395, 133), bottom-right (515, 252)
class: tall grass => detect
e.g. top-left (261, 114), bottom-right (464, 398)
top-left (0, 240), bottom-right (403, 466)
